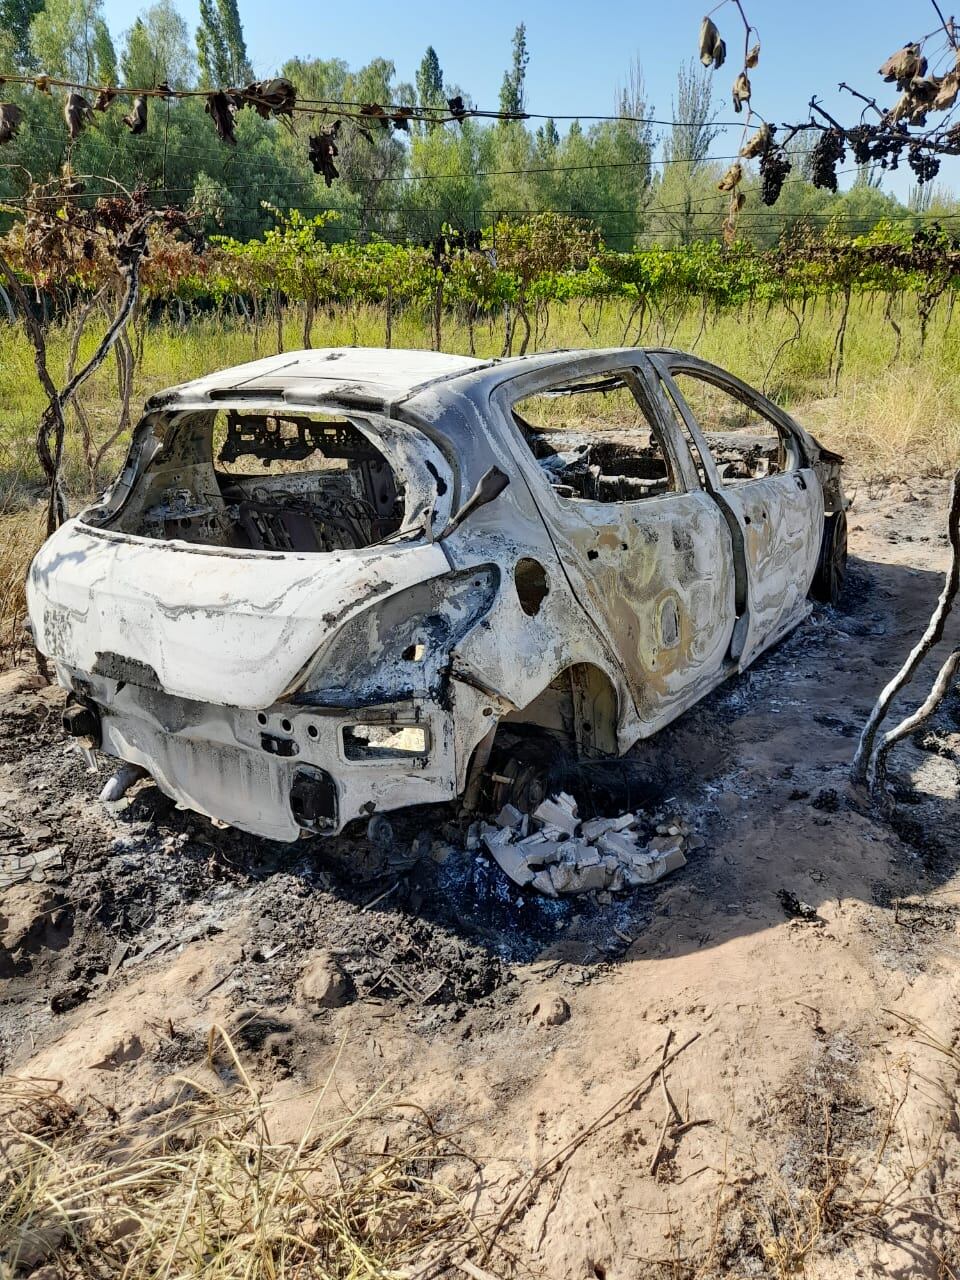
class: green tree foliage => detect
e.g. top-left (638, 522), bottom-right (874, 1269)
top-left (196, 0), bottom-right (249, 86)
top-left (415, 45), bottom-right (444, 129)
top-left (499, 22), bottom-right (528, 117)
top-left (0, 5), bottom-right (946, 257)
top-left (121, 1), bottom-right (192, 88)
top-left (90, 13), bottom-right (115, 82)
top-left (274, 55), bottom-right (409, 240)
top-left (401, 116), bottom-right (492, 240)
top-left (1, 0), bottom-right (44, 69)
top-left (644, 61), bottom-right (722, 245)
top-left (29, 0), bottom-right (110, 80)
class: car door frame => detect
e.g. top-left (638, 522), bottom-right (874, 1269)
top-left (490, 350), bottom-right (740, 736)
top-left (648, 351), bottom-right (824, 669)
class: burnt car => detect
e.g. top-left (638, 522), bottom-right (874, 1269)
top-left (27, 347), bottom-right (847, 840)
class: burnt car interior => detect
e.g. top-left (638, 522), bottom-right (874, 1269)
top-left (512, 367), bottom-right (801, 498)
top-left (109, 410), bottom-right (404, 552)
top-left (513, 374), bottom-right (679, 503)
top-left (669, 371), bottom-right (796, 483)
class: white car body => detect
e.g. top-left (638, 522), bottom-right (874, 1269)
top-left (27, 347), bottom-right (845, 841)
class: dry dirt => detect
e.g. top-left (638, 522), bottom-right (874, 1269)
top-left (3, 471), bottom-right (960, 1278)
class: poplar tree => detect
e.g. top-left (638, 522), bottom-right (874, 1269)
top-left (415, 45), bottom-right (444, 131)
top-left (196, 0), bottom-right (249, 86)
top-left (499, 23), bottom-right (528, 117)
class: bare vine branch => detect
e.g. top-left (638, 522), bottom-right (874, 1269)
top-left (927, 0), bottom-right (958, 50)
top-left (871, 647), bottom-right (960, 796)
top-left (851, 470), bottom-right (960, 787)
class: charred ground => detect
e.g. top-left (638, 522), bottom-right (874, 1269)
top-left (3, 470), bottom-right (960, 1278)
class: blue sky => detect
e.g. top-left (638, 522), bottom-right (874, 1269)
top-left (98, 0), bottom-right (960, 199)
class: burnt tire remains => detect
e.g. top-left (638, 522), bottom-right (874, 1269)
top-left (811, 509), bottom-right (848, 605)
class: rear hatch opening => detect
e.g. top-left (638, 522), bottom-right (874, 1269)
top-left (100, 409), bottom-right (406, 553)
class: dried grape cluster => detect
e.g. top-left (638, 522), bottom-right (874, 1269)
top-left (846, 121), bottom-right (930, 173)
top-left (759, 146), bottom-right (792, 205)
top-left (811, 128), bottom-right (846, 192)
top-left (848, 124), bottom-right (881, 166)
top-left (907, 142), bottom-right (941, 184)
top-left (308, 123), bottom-right (340, 187)
top-left (696, 13), bottom-right (960, 212)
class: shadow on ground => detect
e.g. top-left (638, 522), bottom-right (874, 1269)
top-left (4, 541), bottom-right (960, 1069)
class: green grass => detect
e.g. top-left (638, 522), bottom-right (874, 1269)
top-left (2, 292), bottom-right (960, 650)
top-left (4, 293), bottom-right (960, 509)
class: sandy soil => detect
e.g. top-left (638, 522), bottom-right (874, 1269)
top-left (3, 470), bottom-right (960, 1278)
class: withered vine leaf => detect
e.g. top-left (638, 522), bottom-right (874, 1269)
top-left (699, 16), bottom-right (726, 68)
top-left (360, 103), bottom-right (390, 128)
top-left (732, 71), bottom-right (751, 113)
top-left (0, 101), bottom-right (24, 145)
top-left (242, 77), bottom-right (296, 119)
top-left (389, 106), bottom-right (414, 131)
top-left (878, 43), bottom-right (927, 91)
top-left (740, 121), bottom-right (772, 159)
top-left (123, 95), bottom-right (148, 135)
top-left (717, 161), bottom-right (743, 191)
top-left (63, 91), bottom-right (93, 140)
top-left (205, 91), bottom-right (237, 144)
top-left (308, 121), bottom-right (340, 186)
top-left (933, 69), bottom-right (960, 111)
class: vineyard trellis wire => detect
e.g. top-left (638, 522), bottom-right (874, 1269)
top-left (5, 0), bottom-right (960, 539)
top-left (3, 0), bottom-right (960, 211)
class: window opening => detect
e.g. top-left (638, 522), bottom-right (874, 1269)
top-left (512, 372), bottom-right (677, 503)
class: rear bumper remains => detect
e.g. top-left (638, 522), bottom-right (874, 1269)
top-left (61, 670), bottom-right (458, 841)
top-left (27, 519), bottom-right (451, 710)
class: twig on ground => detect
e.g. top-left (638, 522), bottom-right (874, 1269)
top-left (669, 1118), bottom-right (712, 1138)
top-left (489, 1031), bottom-right (701, 1249)
top-left (650, 1032), bottom-right (681, 1177)
top-left (362, 880), bottom-right (400, 912)
top-left (534, 1165), bottom-right (569, 1252)
top-left (649, 1108), bottom-right (673, 1177)
top-left (458, 1260), bottom-right (504, 1280)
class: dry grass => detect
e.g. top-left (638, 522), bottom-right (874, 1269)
top-left (2, 293), bottom-right (960, 502)
top-left (627, 1020), bottom-right (960, 1280)
top-left (745, 1026), bottom-right (960, 1280)
top-left (0, 505), bottom-right (45, 665)
top-left (797, 366), bottom-right (960, 477)
top-left (3, 292), bottom-right (960, 659)
top-left (0, 1029), bottom-right (487, 1280)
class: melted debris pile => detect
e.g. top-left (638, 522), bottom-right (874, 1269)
top-left (476, 792), bottom-right (702, 896)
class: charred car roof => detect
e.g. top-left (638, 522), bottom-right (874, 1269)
top-left (143, 346), bottom-right (734, 415)
top-left (144, 348), bottom-right (494, 412)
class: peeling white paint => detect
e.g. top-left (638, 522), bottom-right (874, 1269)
top-left (27, 346), bottom-right (845, 839)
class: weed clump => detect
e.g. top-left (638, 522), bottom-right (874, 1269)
top-left (0, 1029), bottom-right (485, 1279)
